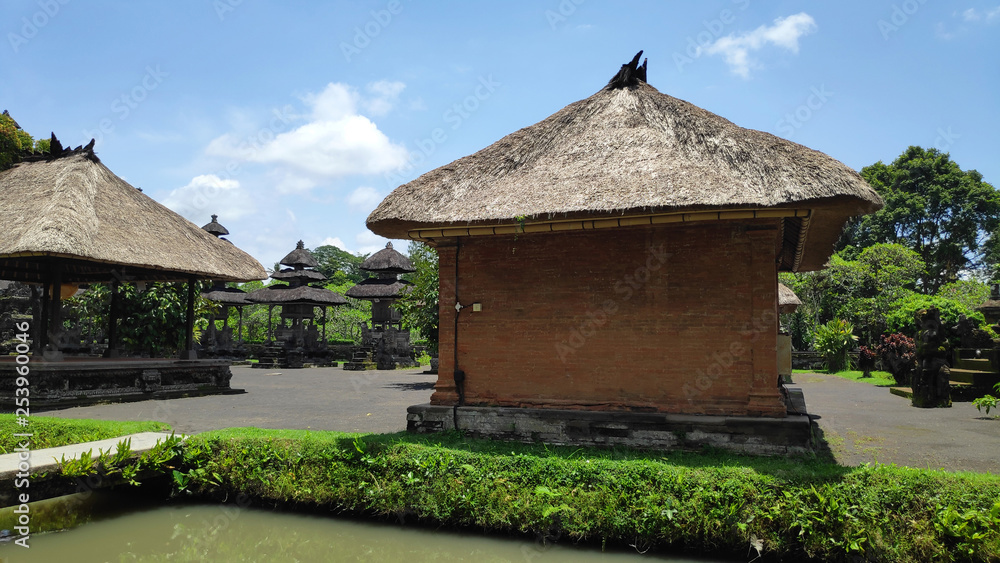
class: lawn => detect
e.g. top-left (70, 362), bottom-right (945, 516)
top-left (0, 414), bottom-right (170, 453)
top-left (793, 368), bottom-right (897, 387)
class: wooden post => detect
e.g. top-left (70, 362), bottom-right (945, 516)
top-left (183, 277), bottom-right (197, 359)
top-left (105, 280), bottom-right (120, 358)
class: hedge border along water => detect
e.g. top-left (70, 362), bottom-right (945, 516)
top-left (176, 428), bottom-right (1000, 563)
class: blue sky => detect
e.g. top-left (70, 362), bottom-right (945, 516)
top-left (2, 1), bottom-right (998, 270)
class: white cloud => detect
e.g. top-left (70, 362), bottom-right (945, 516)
top-left (319, 237), bottom-right (351, 252)
top-left (204, 82), bottom-right (409, 180)
top-left (961, 6), bottom-right (1000, 22)
top-left (346, 186), bottom-right (383, 211)
top-left (356, 230), bottom-right (390, 255)
top-left (364, 80), bottom-right (406, 116)
top-left (702, 13), bottom-right (817, 78)
top-left (286, 209), bottom-right (297, 223)
top-left (162, 174), bottom-right (255, 224)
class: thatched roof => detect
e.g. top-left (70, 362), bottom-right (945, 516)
top-left (201, 214), bottom-right (229, 237)
top-left (345, 277), bottom-right (412, 300)
top-left (360, 242), bottom-right (415, 274)
top-left (367, 53), bottom-right (882, 271)
top-left (778, 283), bottom-right (802, 314)
top-left (280, 241), bottom-right (320, 269)
top-left (201, 286), bottom-right (249, 305)
top-left (245, 284), bottom-right (347, 306)
top-left (0, 147), bottom-right (266, 283)
top-left (271, 268), bottom-right (327, 282)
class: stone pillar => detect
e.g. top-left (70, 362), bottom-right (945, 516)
top-left (745, 227), bottom-right (785, 417)
top-left (431, 239), bottom-right (459, 404)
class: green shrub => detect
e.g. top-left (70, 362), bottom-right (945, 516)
top-left (973, 382), bottom-right (1000, 416)
top-left (886, 294), bottom-right (986, 340)
top-left (813, 319), bottom-right (858, 372)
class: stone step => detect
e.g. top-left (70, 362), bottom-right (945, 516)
top-left (948, 368), bottom-right (1000, 387)
top-left (955, 357), bottom-right (993, 371)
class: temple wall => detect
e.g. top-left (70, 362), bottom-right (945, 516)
top-left (433, 221), bottom-right (786, 417)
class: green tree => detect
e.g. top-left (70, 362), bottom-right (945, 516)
top-left (781, 243), bottom-right (924, 347)
top-left (0, 111), bottom-right (36, 171)
top-left (839, 146), bottom-right (1000, 291)
top-left (397, 241), bottom-right (439, 353)
top-left (311, 245), bottom-right (367, 284)
top-left (936, 279), bottom-right (991, 312)
top-left (885, 293), bottom-right (988, 341)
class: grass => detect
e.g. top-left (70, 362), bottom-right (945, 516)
top-left (175, 428), bottom-right (1000, 562)
top-left (793, 369), bottom-right (897, 387)
top-left (0, 414), bottom-right (170, 453)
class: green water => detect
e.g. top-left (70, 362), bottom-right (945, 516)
top-left (0, 493), bottom-right (734, 562)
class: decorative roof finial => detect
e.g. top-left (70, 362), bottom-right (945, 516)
top-left (606, 50), bottom-right (647, 90)
top-left (386, 241), bottom-right (393, 249)
top-left (296, 240), bottom-right (305, 249)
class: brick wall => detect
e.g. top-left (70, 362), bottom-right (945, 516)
top-left (432, 220), bottom-right (786, 417)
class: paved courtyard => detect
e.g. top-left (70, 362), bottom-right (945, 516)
top-left (38, 366), bottom-right (1000, 473)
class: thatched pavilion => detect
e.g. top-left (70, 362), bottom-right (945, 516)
top-left (200, 215), bottom-right (251, 353)
top-left (0, 139), bottom-right (266, 406)
top-left (246, 241), bottom-right (347, 367)
top-left (367, 53), bottom-right (883, 453)
top-left (345, 242), bottom-right (416, 369)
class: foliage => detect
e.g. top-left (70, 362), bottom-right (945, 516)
top-left (0, 414), bottom-right (170, 454)
top-left (973, 382), bottom-right (1000, 416)
top-left (884, 294), bottom-right (987, 340)
top-left (311, 244), bottom-right (368, 285)
top-left (0, 111), bottom-right (43, 171)
top-left (64, 281), bottom-right (216, 356)
top-left (857, 345), bottom-right (877, 377)
top-left (839, 146), bottom-right (1000, 290)
top-left (876, 333), bottom-right (916, 385)
top-left (813, 319), bottom-right (858, 372)
top-left (397, 241), bottom-right (439, 354)
top-left (175, 428), bottom-right (1000, 562)
top-left (781, 244), bottom-right (923, 347)
top-left (321, 279), bottom-right (371, 344)
top-left (937, 280), bottom-right (992, 312)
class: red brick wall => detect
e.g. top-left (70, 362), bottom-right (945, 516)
top-left (432, 220), bottom-right (785, 417)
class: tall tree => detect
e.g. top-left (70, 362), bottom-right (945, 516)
top-left (397, 241), bottom-right (439, 353)
top-left (311, 245), bottom-right (367, 284)
top-left (839, 146), bottom-right (1000, 291)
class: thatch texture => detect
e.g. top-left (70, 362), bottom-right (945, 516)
top-left (368, 73), bottom-right (883, 271)
top-left (360, 242), bottom-right (415, 274)
top-left (0, 151), bottom-right (266, 283)
top-left (246, 284), bottom-right (347, 306)
top-left (201, 287), bottom-right (249, 305)
top-left (271, 269), bottom-right (327, 282)
top-left (778, 283), bottom-right (802, 314)
top-left (280, 241), bottom-right (320, 269)
top-left (345, 278), bottom-right (412, 300)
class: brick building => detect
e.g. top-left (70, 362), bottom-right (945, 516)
top-left (367, 54), bottom-right (883, 452)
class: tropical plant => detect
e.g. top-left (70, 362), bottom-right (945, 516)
top-left (885, 294), bottom-right (988, 343)
top-left (397, 242), bottom-right (439, 354)
top-left (973, 382), bottom-right (1000, 416)
top-left (876, 333), bottom-right (916, 385)
top-left (857, 345), bottom-right (877, 378)
top-left (812, 319), bottom-right (858, 372)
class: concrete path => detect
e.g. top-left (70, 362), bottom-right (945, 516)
top-left (0, 432), bottom-right (177, 479)
top-left (794, 372), bottom-right (1000, 474)
top-left (39, 365), bottom-right (437, 435)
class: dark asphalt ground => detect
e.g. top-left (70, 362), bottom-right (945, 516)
top-left (40, 366), bottom-right (1000, 473)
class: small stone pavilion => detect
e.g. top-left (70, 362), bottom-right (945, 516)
top-left (0, 138), bottom-right (266, 407)
top-left (367, 53), bottom-right (883, 453)
top-left (345, 242), bottom-right (416, 369)
top-left (246, 241), bottom-right (346, 368)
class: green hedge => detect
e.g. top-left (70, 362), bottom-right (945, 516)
top-left (177, 429), bottom-right (1000, 562)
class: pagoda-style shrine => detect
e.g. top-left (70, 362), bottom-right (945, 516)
top-left (345, 242), bottom-right (416, 370)
top-left (200, 215), bottom-right (250, 357)
top-left (246, 241), bottom-right (346, 368)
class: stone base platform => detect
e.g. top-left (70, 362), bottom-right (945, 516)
top-left (0, 357), bottom-right (241, 410)
top-left (407, 403), bottom-right (814, 455)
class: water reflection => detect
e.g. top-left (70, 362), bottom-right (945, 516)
top-left (1, 493), bottom-right (733, 563)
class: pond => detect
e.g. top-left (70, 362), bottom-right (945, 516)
top-left (1, 491), bottom-right (738, 562)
